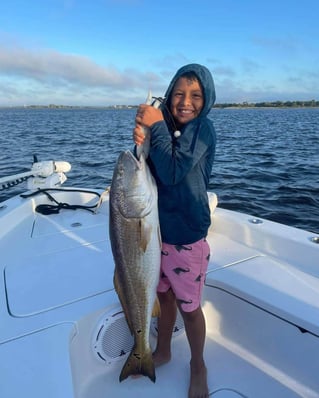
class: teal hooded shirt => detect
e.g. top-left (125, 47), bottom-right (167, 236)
top-left (148, 64), bottom-right (216, 245)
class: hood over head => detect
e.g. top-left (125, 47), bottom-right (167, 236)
top-left (163, 63), bottom-right (216, 119)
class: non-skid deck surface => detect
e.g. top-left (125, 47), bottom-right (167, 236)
top-left (81, 326), bottom-right (304, 398)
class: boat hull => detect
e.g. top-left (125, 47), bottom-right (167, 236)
top-left (0, 188), bottom-right (319, 397)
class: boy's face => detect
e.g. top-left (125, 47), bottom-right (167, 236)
top-left (170, 77), bottom-right (204, 127)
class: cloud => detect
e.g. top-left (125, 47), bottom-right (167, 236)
top-left (215, 75), bottom-right (318, 104)
top-left (1, 43), bottom-right (317, 106)
top-left (252, 36), bottom-right (299, 55)
top-left (151, 53), bottom-right (190, 69)
top-left (213, 66), bottom-right (236, 78)
top-left (0, 44), bottom-right (156, 88)
top-left (240, 58), bottom-right (261, 74)
top-left (0, 44), bottom-right (167, 105)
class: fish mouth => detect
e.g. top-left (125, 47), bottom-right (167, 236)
top-left (120, 150), bottom-right (144, 170)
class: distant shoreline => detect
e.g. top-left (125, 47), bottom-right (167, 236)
top-left (0, 100), bottom-right (318, 110)
top-left (213, 100), bottom-right (319, 109)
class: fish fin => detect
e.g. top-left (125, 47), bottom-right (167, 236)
top-left (151, 296), bottom-right (161, 318)
top-left (119, 347), bottom-right (155, 383)
top-left (139, 220), bottom-right (152, 253)
top-left (113, 271), bottom-right (134, 334)
top-left (113, 269), bottom-right (121, 294)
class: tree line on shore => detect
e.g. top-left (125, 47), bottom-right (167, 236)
top-left (213, 100), bottom-right (319, 108)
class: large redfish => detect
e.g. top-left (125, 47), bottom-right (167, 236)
top-left (109, 148), bottom-right (161, 383)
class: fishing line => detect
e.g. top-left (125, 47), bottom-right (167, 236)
top-left (151, 96), bottom-right (181, 138)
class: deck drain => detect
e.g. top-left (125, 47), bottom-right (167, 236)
top-left (71, 222), bottom-right (82, 227)
top-left (249, 218), bottom-right (263, 225)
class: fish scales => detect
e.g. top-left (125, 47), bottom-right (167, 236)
top-left (109, 149), bottom-right (161, 383)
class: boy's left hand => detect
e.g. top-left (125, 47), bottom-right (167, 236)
top-left (133, 124), bottom-right (145, 146)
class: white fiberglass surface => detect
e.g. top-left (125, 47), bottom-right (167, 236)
top-left (69, 287), bottom-right (319, 398)
top-left (0, 323), bottom-right (74, 398)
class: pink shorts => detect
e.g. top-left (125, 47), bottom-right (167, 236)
top-left (157, 238), bottom-right (210, 312)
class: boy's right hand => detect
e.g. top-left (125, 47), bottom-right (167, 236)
top-left (135, 104), bottom-right (164, 128)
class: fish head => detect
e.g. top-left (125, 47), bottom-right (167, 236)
top-left (110, 150), bottom-right (157, 219)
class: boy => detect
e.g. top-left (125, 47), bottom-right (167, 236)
top-left (134, 64), bottom-right (216, 398)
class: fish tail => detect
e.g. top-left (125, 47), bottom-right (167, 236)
top-left (119, 347), bottom-right (155, 383)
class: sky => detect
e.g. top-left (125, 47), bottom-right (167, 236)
top-left (0, 0), bottom-right (318, 106)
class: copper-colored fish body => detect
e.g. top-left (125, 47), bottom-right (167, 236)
top-left (110, 150), bottom-right (161, 383)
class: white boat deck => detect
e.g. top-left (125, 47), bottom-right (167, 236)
top-left (1, 188), bottom-right (319, 397)
top-left (207, 252), bottom-right (319, 336)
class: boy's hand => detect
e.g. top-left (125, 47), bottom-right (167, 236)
top-left (133, 123), bottom-right (145, 146)
top-left (135, 104), bottom-right (164, 128)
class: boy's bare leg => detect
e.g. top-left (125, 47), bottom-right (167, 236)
top-left (153, 289), bottom-right (177, 366)
top-left (180, 306), bottom-right (208, 398)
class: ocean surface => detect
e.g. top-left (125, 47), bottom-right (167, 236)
top-left (0, 107), bottom-right (318, 234)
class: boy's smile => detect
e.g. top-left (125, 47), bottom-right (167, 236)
top-left (170, 77), bottom-right (204, 128)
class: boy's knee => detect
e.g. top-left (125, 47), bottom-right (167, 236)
top-left (180, 306), bottom-right (202, 323)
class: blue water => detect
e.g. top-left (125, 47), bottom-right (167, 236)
top-left (0, 107), bottom-right (318, 234)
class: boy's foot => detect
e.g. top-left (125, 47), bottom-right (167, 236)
top-left (152, 349), bottom-right (171, 367)
top-left (188, 361), bottom-right (209, 398)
